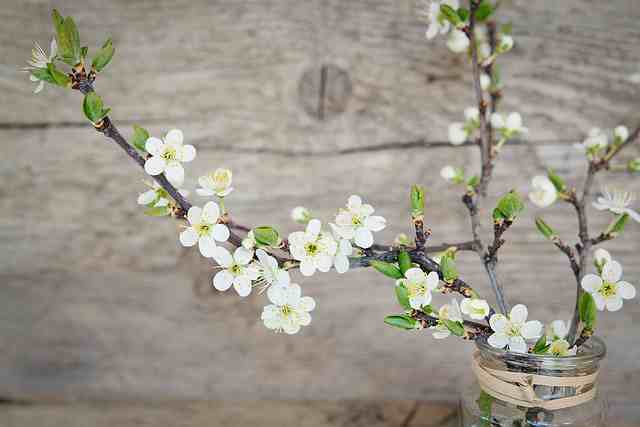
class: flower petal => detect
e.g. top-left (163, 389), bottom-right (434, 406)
top-left (509, 336), bottom-right (527, 353)
top-left (187, 206), bottom-right (202, 225)
top-left (605, 296), bottom-right (623, 312)
top-left (234, 247), bottom-right (253, 265)
top-left (196, 188), bottom-right (216, 197)
top-left (144, 156), bottom-right (165, 176)
top-left (489, 314), bottom-right (507, 333)
top-left (299, 259), bottom-right (316, 277)
top-left (339, 239), bottom-right (353, 256)
top-left (592, 293), bottom-right (606, 311)
top-left (334, 254), bottom-right (349, 274)
top-left (365, 215), bottom-right (387, 232)
top-left (354, 228), bottom-right (374, 248)
top-left (285, 284), bottom-right (302, 305)
top-left (212, 246), bottom-right (233, 267)
top-left (164, 162), bottom-right (185, 186)
top-left (212, 270), bottom-right (233, 291)
top-left (275, 270), bottom-right (291, 286)
top-left (521, 320), bottom-right (543, 340)
top-left (617, 281), bottom-right (636, 299)
top-left (198, 235), bottom-right (217, 258)
top-left (298, 312), bottom-right (311, 326)
top-left (581, 274), bottom-right (602, 293)
top-left (425, 271), bottom-right (440, 290)
top-left (212, 224), bottom-right (230, 242)
top-left (509, 304), bottom-right (528, 324)
top-left (298, 296), bottom-right (316, 312)
top-left (602, 260), bottom-right (622, 283)
top-left (266, 284), bottom-right (287, 306)
top-left (145, 137), bottom-right (164, 156)
top-left (233, 277), bottom-right (252, 297)
top-left (179, 227), bottom-right (198, 247)
top-left (347, 195), bottom-right (362, 209)
top-left (306, 219), bottom-right (321, 236)
top-left (487, 332), bottom-right (509, 349)
top-left (202, 201), bottom-right (220, 223)
top-left (137, 189), bottom-right (156, 205)
top-left (317, 255), bottom-right (333, 272)
top-left (181, 144), bottom-right (196, 162)
top-left (165, 129), bottom-right (183, 146)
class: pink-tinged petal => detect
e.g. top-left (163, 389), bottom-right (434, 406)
top-left (306, 219), bottom-right (321, 236)
top-left (202, 201), bottom-right (221, 223)
top-left (605, 296), bottom-right (623, 312)
top-left (212, 224), bottom-right (230, 242)
top-left (233, 277), bottom-right (252, 297)
top-left (487, 333), bottom-right (509, 349)
top-left (164, 129), bottom-right (183, 146)
top-left (144, 156), bottom-right (165, 176)
top-left (354, 228), bottom-right (373, 248)
top-left (365, 215), bottom-right (387, 232)
top-left (299, 259), bottom-right (316, 277)
top-left (145, 137), bottom-right (164, 156)
top-left (198, 236), bottom-right (217, 258)
top-left (521, 320), bottom-right (543, 340)
top-left (489, 314), bottom-right (507, 333)
top-left (187, 206), bottom-right (202, 225)
top-left (347, 195), bottom-right (362, 209)
top-left (592, 293), bottom-right (606, 311)
top-left (234, 247), bottom-right (253, 265)
top-left (509, 304), bottom-right (528, 324)
top-left (164, 163), bottom-right (184, 186)
top-left (212, 246), bottom-right (233, 267)
top-left (181, 145), bottom-right (196, 162)
top-left (581, 274), bottom-right (602, 293)
top-left (334, 254), bottom-right (349, 274)
top-left (602, 260), bottom-right (622, 283)
top-left (508, 336), bottom-right (527, 353)
top-left (617, 281), bottom-right (636, 299)
top-left (212, 270), bottom-right (233, 291)
top-left (179, 228), bottom-right (198, 247)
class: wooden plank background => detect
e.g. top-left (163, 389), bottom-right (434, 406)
top-left (1, 0), bottom-right (640, 423)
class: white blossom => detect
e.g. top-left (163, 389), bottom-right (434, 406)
top-left (24, 39), bottom-right (57, 93)
top-left (440, 165), bottom-right (461, 183)
top-left (196, 168), bottom-right (233, 198)
top-left (592, 187), bottom-right (640, 222)
top-left (261, 283), bottom-right (315, 334)
top-left (144, 129), bottom-right (196, 186)
top-left (330, 224), bottom-right (353, 274)
top-left (447, 29), bottom-right (469, 53)
top-left (581, 260), bottom-right (636, 312)
top-left (137, 181), bottom-right (188, 208)
top-left (480, 74), bottom-right (491, 91)
top-left (179, 201), bottom-right (230, 258)
top-left (496, 34), bottom-right (514, 53)
top-left (419, 0), bottom-right (460, 40)
top-left (460, 298), bottom-right (490, 320)
top-left (289, 219), bottom-right (338, 276)
top-left (546, 319), bottom-right (569, 342)
top-left (211, 246), bottom-right (259, 297)
top-left (487, 304), bottom-right (543, 353)
top-left (593, 248), bottom-right (611, 270)
top-left (574, 128), bottom-right (608, 155)
top-left (291, 206), bottom-right (312, 224)
top-left (242, 230), bottom-right (257, 250)
top-left (464, 107), bottom-right (479, 122)
top-left (528, 175), bottom-right (558, 208)
top-left (448, 122), bottom-right (468, 145)
top-left (332, 195), bottom-right (386, 249)
top-left (614, 125), bottom-right (629, 143)
top-left (254, 248), bottom-right (290, 288)
top-left (491, 112), bottom-right (527, 139)
top-left (396, 268), bottom-right (439, 309)
top-left (432, 298), bottom-right (463, 339)
top-left (548, 339), bottom-right (575, 357)
top-left (545, 320), bottom-right (576, 356)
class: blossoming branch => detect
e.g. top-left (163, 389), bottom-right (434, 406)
top-left (25, 4), bottom-right (638, 357)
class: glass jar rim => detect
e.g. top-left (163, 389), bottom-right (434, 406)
top-left (475, 336), bottom-right (606, 364)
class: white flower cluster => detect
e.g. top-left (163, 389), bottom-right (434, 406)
top-left (448, 107), bottom-right (479, 145)
top-left (574, 126), bottom-right (629, 158)
top-left (487, 304), bottom-right (542, 353)
top-left (581, 249), bottom-right (636, 312)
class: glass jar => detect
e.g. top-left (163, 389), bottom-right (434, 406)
top-left (459, 336), bottom-right (607, 426)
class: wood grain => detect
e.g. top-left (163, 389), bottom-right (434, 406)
top-left (1, 0), bottom-right (639, 423)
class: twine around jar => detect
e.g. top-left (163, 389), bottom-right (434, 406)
top-left (472, 351), bottom-right (599, 411)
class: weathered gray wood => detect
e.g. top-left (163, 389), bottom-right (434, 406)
top-left (1, 0), bottom-right (640, 422)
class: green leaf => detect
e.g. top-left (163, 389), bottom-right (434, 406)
top-left (535, 217), bottom-right (557, 240)
top-left (439, 4), bottom-right (462, 28)
top-left (92, 38), bottom-right (115, 72)
top-left (370, 261), bottom-right (403, 280)
top-left (131, 125), bottom-right (150, 152)
top-left (477, 391), bottom-right (494, 427)
top-left (493, 190), bottom-right (524, 221)
top-left (457, 7), bottom-right (470, 22)
top-left (474, 1), bottom-right (494, 21)
top-left (384, 315), bottom-right (417, 330)
top-left (628, 158), bottom-right (640, 173)
top-left (547, 168), bottom-right (567, 193)
top-left (82, 92), bottom-right (110, 124)
top-left (604, 213), bottom-right (629, 237)
top-left (532, 335), bottom-right (550, 354)
top-left (80, 46), bottom-right (88, 59)
top-left (144, 206), bottom-right (170, 217)
top-left (253, 226), bottom-right (280, 246)
top-left (52, 10), bottom-right (81, 66)
top-left (579, 292), bottom-right (597, 330)
top-left (466, 175), bottom-right (479, 189)
top-left (30, 68), bottom-right (55, 84)
top-left (46, 63), bottom-right (70, 87)
top-left (398, 251), bottom-right (412, 275)
top-left (443, 319), bottom-right (465, 336)
top-left (440, 254), bottom-right (458, 283)
top-left (395, 284), bottom-right (411, 310)
top-left (410, 185), bottom-right (425, 217)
